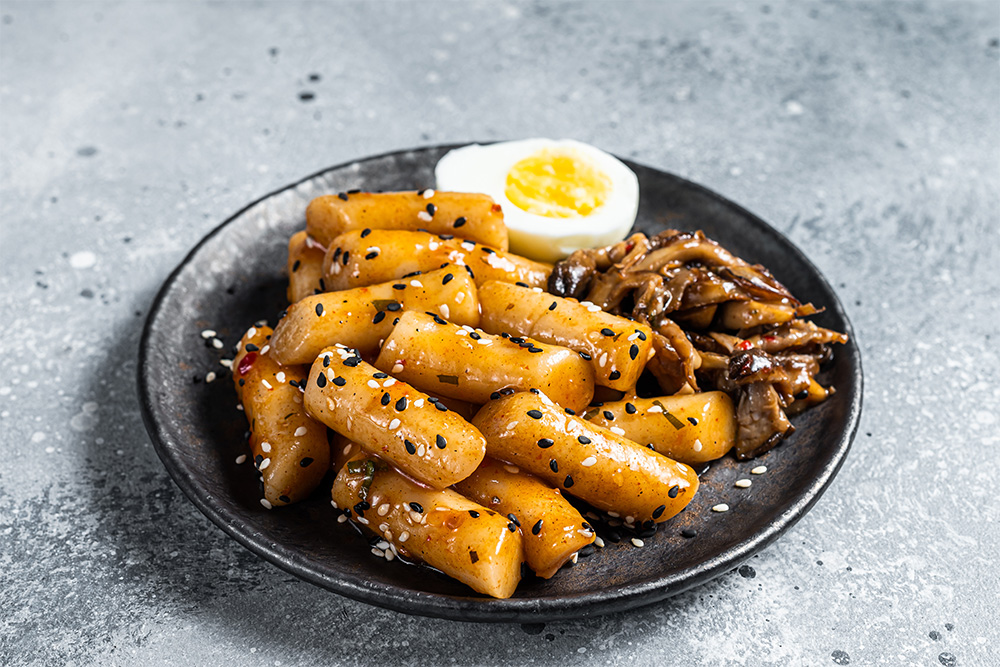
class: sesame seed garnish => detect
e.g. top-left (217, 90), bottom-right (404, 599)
top-left (392, 283), bottom-right (406, 290)
top-left (342, 251), bottom-right (350, 265)
top-left (389, 418), bottom-right (401, 430)
top-left (598, 352), bottom-right (608, 368)
top-left (394, 396), bottom-right (408, 411)
top-left (527, 410), bottom-right (543, 419)
top-left (595, 536), bottom-right (605, 548)
top-left (442, 273), bottom-right (454, 285)
top-left (440, 304), bottom-right (450, 319)
top-left (300, 457), bottom-right (314, 467)
top-left (367, 380), bottom-right (379, 389)
top-left (735, 479), bottom-right (752, 488)
top-left (549, 459), bottom-right (559, 472)
top-left (600, 328), bottom-right (615, 337)
top-left (235, 454), bottom-right (246, 464)
top-left (405, 439), bottom-right (416, 454)
top-left (261, 379), bottom-right (273, 390)
top-left (372, 311), bottom-right (386, 324)
top-left (337, 192), bottom-right (349, 201)
top-left (261, 442), bottom-right (272, 453)
top-left (581, 456), bottom-right (597, 467)
top-left (631, 538), bottom-right (645, 548)
top-left (548, 301), bottom-right (558, 311)
top-left (360, 228), bottom-right (371, 238)
top-left (531, 520), bottom-right (543, 535)
top-left (315, 373), bottom-right (327, 388)
top-left (399, 531), bottom-right (409, 542)
top-left (417, 210), bottom-right (432, 222)
top-left (409, 502), bottom-right (423, 513)
top-left (259, 458), bottom-right (271, 470)
top-left (260, 498), bottom-right (272, 509)
top-left (212, 338), bottom-right (224, 349)
top-left (426, 203), bottom-right (436, 215)
top-left (336, 514), bottom-right (348, 524)
top-left (453, 217), bottom-right (466, 228)
top-left (668, 485), bottom-right (679, 498)
top-left (751, 466), bottom-right (768, 474)
top-left (577, 435), bottom-right (591, 444)
top-left (579, 351), bottom-right (592, 361)
top-left (422, 189), bottom-right (435, 199)
top-left (565, 408), bottom-right (576, 415)
top-left (587, 305), bottom-right (601, 312)
top-left (293, 426), bottom-right (307, 437)
top-left (537, 438), bottom-right (554, 449)
top-left (386, 301), bottom-right (401, 312)
top-left (436, 434), bottom-right (447, 449)
top-left (629, 344), bottom-right (639, 360)
top-left (609, 370), bottom-right (621, 381)
top-left (380, 393), bottom-right (391, 406)
top-left (625, 403), bottom-right (637, 414)
top-left (711, 504), bottom-right (730, 513)
top-left (564, 475), bottom-right (574, 488)
top-left (610, 426), bottom-right (625, 436)
top-left (468, 510), bottom-right (480, 518)
top-left (652, 504), bottom-right (666, 519)
top-left (435, 402), bottom-right (448, 411)
top-left (603, 410), bottom-right (614, 420)
top-left (681, 528), bottom-right (697, 538)
top-left (201, 329), bottom-right (216, 339)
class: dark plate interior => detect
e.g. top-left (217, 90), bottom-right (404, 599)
top-left (138, 145), bottom-right (862, 622)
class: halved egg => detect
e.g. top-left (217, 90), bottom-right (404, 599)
top-left (434, 139), bottom-right (639, 262)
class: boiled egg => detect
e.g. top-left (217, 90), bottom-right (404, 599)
top-left (434, 139), bottom-right (639, 262)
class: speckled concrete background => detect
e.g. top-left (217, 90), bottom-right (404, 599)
top-left (2, 1), bottom-right (998, 665)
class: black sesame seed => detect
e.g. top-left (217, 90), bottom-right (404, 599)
top-left (529, 388), bottom-right (540, 395)
top-left (393, 318), bottom-right (399, 325)
top-left (428, 397), bottom-right (440, 403)
top-left (254, 454), bottom-right (263, 465)
top-left (548, 301), bottom-right (557, 310)
top-left (578, 435), bottom-right (591, 444)
top-left (315, 303), bottom-right (324, 316)
top-left (527, 410), bottom-right (543, 419)
top-left (386, 302), bottom-right (401, 312)
top-left (347, 188), bottom-right (360, 194)
top-left (332, 376), bottom-right (346, 387)
top-left (322, 355), bottom-right (331, 367)
top-left (652, 504), bottom-right (666, 519)
top-left (373, 372), bottom-right (388, 379)
top-left (687, 417), bottom-right (699, 425)
top-left (380, 393), bottom-right (391, 406)
top-left (537, 438), bottom-right (554, 449)
top-left (426, 203), bottom-right (436, 215)
top-left (372, 311), bottom-right (386, 324)
top-left (439, 234), bottom-right (454, 240)
top-left (646, 443), bottom-right (656, 450)
top-left (500, 387), bottom-right (516, 395)
top-left (515, 282), bottom-right (529, 288)
top-left (578, 545), bottom-right (595, 558)
top-left (316, 373), bottom-right (327, 388)
top-left (668, 485), bottom-right (680, 498)
top-left (468, 510), bottom-right (479, 518)
top-left (453, 217), bottom-right (466, 228)
top-left (403, 270), bottom-right (424, 278)
top-left (482, 247), bottom-right (495, 255)
top-left (509, 337), bottom-right (524, 344)
top-left (365, 251), bottom-right (378, 260)
top-left (342, 251), bottom-right (350, 265)
top-left (343, 356), bottom-right (362, 367)
top-left (629, 344), bottom-right (639, 360)
top-left (609, 370), bottom-right (621, 381)
top-left (279, 495), bottom-right (291, 503)
top-left (564, 408), bottom-right (576, 415)
top-left (600, 328), bottom-right (615, 337)
top-left (360, 228), bottom-right (371, 238)
top-left (549, 459), bottom-right (559, 472)
top-left (507, 514), bottom-right (520, 526)
top-left (636, 330), bottom-right (647, 341)
top-left (300, 457), bottom-right (314, 467)
top-left (435, 402), bottom-right (448, 411)
top-left (404, 440), bottom-right (416, 454)
top-left (469, 332), bottom-right (481, 340)
top-left (490, 391), bottom-right (501, 400)
top-left (442, 273), bottom-right (454, 285)
top-left (337, 192), bottom-right (349, 201)
top-left (638, 526), bottom-right (657, 538)
top-left (292, 260), bottom-right (301, 272)
top-left (436, 434), bottom-right (447, 449)
top-left (606, 529), bottom-right (622, 543)
top-left (528, 347), bottom-right (543, 353)
top-left (531, 520), bottom-right (543, 535)
top-left (591, 401), bottom-right (604, 407)
top-left (625, 402), bottom-right (637, 414)
top-left (392, 283), bottom-right (406, 290)
top-left (245, 343), bottom-right (259, 352)
top-left (507, 523), bottom-right (517, 532)
top-left (603, 410), bottom-right (615, 420)
top-left (579, 351), bottom-right (592, 360)
top-left (238, 378), bottom-right (244, 386)
top-left (409, 502), bottom-right (424, 513)
top-left (395, 396), bottom-right (408, 411)
top-left (564, 475), bottom-right (574, 488)
top-left (681, 528), bottom-right (697, 538)
top-left (333, 247), bottom-right (342, 261)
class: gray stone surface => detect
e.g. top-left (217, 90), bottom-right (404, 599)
top-left (2, 1), bottom-right (998, 665)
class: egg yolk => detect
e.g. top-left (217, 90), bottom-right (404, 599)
top-left (504, 148), bottom-right (612, 218)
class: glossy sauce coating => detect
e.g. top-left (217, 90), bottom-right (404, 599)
top-left (322, 229), bottom-right (551, 291)
top-left (332, 453), bottom-right (522, 599)
top-left (374, 311), bottom-right (595, 414)
top-left (453, 457), bottom-right (595, 579)
top-left (306, 190), bottom-right (509, 251)
top-left (303, 345), bottom-right (486, 488)
top-left (270, 267), bottom-right (479, 366)
top-left (584, 393), bottom-right (736, 465)
top-left (286, 231), bottom-right (327, 304)
top-left (232, 326), bottom-right (330, 506)
top-left (472, 391), bottom-right (698, 523)
top-left (477, 280), bottom-right (653, 391)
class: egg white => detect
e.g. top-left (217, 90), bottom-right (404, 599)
top-left (434, 139), bottom-right (639, 263)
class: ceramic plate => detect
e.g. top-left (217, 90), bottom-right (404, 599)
top-left (138, 145), bottom-right (862, 622)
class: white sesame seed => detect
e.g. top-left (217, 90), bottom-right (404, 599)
top-left (399, 531), bottom-right (410, 542)
top-left (594, 536), bottom-right (605, 548)
top-left (259, 457), bottom-right (271, 470)
top-left (455, 329), bottom-right (467, 337)
top-left (201, 329), bottom-right (216, 339)
top-left (410, 280), bottom-right (423, 288)
top-left (261, 379), bottom-right (273, 390)
top-left (607, 511), bottom-right (620, 518)
top-left (260, 498), bottom-right (272, 509)
top-left (371, 547), bottom-right (385, 558)
top-left (389, 418), bottom-right (401, 430)
top-left (261, 442), bottom-right (271, 453)
top-left (598, 352), bottom-right (608, 368)
top-left (735, 479), bottom-right (752, 488)
top-left (368, 380), bottom-right (380, 389)
top-left (392, 363), bottom-right (404, 374)
top-left (588, 305), bottom-right (601, 313)
top-left (331, 500), bottom-right (338, 508)
top-left (384, 549), bottom-right (395, 562)
top-left (439, 304), bottom-right (450, 319)
top-left (275, 371), bottom-right (286, 383)
top-left (357, 516), bottom-right (370, 525)
top-left (247, 327), bottom-right (257, 338)
top-left (610, 426), bottom-right (625, 436)
top-left (413, 398), bottom-right (424, 408)
top-left (417, 444), bottom-right (426, 457)
top-left (503, 464), bottom-right (520, 474)
top-left (376, 540), bottom-right (390, 550)
top-left (627, 332), bottom-right (639, 341)
top-left (342, 444), bottom-right (352, 455)
top-left (461, 241), bottom-right (475, 251)
top-left (212, 338), bottom-right (224, 349)
top-left (477, 338), bottom-right (490, 345)
top-left (422, 189), bottom-right (435, 199)
top-left (219, 358), bottom-right (233, 369)
top-left (455, 292), bottom-right (465, 303)
top-left (631, 538), bottom-right (645, 547)
top-left (532, 287), bottom-right (543, 293)
top-left (235, 454), bottom-right (247, 464)
top-left (648, 405), bottom-right (663, 413)
top-left (693, 440), bottom-right (703, 452)
top-left (236, 404), bottom-right (244, 411)
top-left (428, 240), bottom-right (439, 251)
top-left (581, 456), bottom-right (597, 467)
top-left (580, 301), bottom-right (593, 307)
top-left (294, 426), bottom-right (307, 437)
top-left (383, 379), bottom-right (396, 387)
top-left (570, 552), bottom-right (579, 564)
top-left (625, 515), bottom-right (635, 524)
top-left (712, 503), bottom-right (730, 512)
top-left (417, 211), bottom-right (432, 222)
top-left (384, 529), bottom-right (393, 541)
top-left (751, 466), bottom-right (768, 475)
top-left (260, 345), bottom-right (270, 355)
top-left (337, 514), bottom-right (348, 523)
top-left (205, 371), bottom-right (217, 383)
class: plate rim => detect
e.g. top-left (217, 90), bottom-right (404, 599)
top-left (137, 143), bottom-right (863, 622)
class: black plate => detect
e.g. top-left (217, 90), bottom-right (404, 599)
top-left (138, 145), bottom-right (862, 622)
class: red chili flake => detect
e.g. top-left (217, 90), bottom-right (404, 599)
top-left (237, 351), bottom-right (258, 376)
top-left (625, 241), bottom-right (635, 253)
top-left (737, 340), bottom-right (753, 351)
top-left (491, 203), bottom-right (502, 213)
top-left (763, 335), bottom-right (777, 342)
